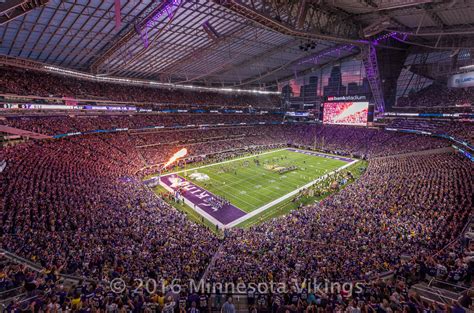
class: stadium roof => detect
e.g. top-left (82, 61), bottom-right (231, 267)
top-left (1, 0), bottom-right (474, 89)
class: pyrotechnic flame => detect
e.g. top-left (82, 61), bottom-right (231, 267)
top-left (163, 148), bottom-right (188, 168)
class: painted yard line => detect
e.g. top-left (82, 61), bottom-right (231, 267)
top-left (227, 159), bottom-right (359, 228)
top-left (159, 179), bottom-right (227, 229)
top-left (286, 148), bottom-right (355, 162)
top-left (197, 154), bottom-right (342, 212)
top-left (217, 156), bottom-right (344, 207)
top-left (154, 148), bottom-right (357, 228)
top-left (159, 149), bottom-right (286, 176)
top-left (240, 194), bottom-right (296, 228)
top-left (242, 200), bottom-right (292, 228)
top-left (156, 148), bottom-right (349, 178)
top-left (200, 180), bottom-right (261, 209)
top-left (198, 150), bottom-right (342, 194)
top-left (197, 152), bottom-right (331, 205)
top-left (156, 151), bottom-right (331, 224)
top-left (224, 168), bottom-right (327, 206)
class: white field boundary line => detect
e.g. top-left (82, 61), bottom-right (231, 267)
top-left (152, 149), bottom-right (286, 177)
top-left (159, 180), bottom-right (227, 229)
top-left (196, 152), bottom-right (331, 207)
top-left (154, 149), bottom-right (302, 229)
top-left (162, 147), bottom-right (353, 177)
top-left (154, 148), bottom-right (357, 229)
top-left (226, 159), bottom-right (359, 228)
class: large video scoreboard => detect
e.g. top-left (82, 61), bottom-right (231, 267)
top-left (322, 95), bottom-right (370, 126)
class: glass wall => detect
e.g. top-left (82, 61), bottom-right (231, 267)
top-left (279, 59), bottom-right (371, 109)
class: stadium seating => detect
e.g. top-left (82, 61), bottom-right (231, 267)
top-left (0, 67), bottom-right (280, 108)
top-left (396, 83), bottom-right (474, 109)
top-left (210, 152), bottom-right (472, 284)
top-left (386, 118), bottom-right (474, 145)
top-left (2, 114), bottom-right (282, 136)
top-left (2, 0), bottom-right (474, 310)
top-left (0, 112), bottom-right (471, 312)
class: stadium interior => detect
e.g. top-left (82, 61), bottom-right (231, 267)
top-left (0, 0), bottom-right (473, 312)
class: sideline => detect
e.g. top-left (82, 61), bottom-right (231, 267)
top-left (152, 148), bottom-right (286, 177)
top-left (155, 148), bottom-right (358, 229)
top-left (159, 180), bottom-right (228, 228)
top-left (226, 159), bottom-right (359, 228)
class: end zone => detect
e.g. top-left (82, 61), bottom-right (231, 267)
top-left (159, 174), bottom-right (246, 228)
top-left (158, 149), bottom-right (358, 229)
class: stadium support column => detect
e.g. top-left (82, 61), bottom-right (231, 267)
top-left (362, 44), bottom-right (385, 114)
top-left (376, 44), bottom-right (409, 111)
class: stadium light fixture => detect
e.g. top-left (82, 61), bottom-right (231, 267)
top-left (43, 66), bottom-right (279, 95)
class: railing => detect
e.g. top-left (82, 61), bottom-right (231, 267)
top-left (414, 285), bottom-right (453, 305)
top-left (0, 287), bottom-right (23, 301)
top-left (433, 216), bottom-right (473, 258)
top-left (0, 294), bottom-right (38, 312)
top-left (428, 278), bottom-right (472, 294)
top-left (411, 216), bottom-right (474, 309)
top-left (0, 250), bottom-right (42, 272)
top-left (0, 249), bottom-right (95, 284)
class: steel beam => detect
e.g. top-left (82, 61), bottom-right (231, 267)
top-left (213, 0), bottom-right (364, 45)
top-left (236, 44), bottom-right (360, 86)
top-left (362, 44), bottom-right (385, 112)
top-left (275, 52), bottom-right (359, 84)
top-left (90, 0), bottom-right (179, 73)
top-left (0, 0), bottom-right (49, 25)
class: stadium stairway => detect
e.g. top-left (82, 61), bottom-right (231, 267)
top-left (0, 250), bottom-right (47, 310)
top-left (0, 249), bottom-right (43, 272)
top-left (208, 294), bottom-right (249, 313)
top-left (200, 243), bottom-right (250, 313)
top-left (0, 249), bottom-right (92, 310)
top-left (200, 243), bottom-right (225, 281)
top-left (0, 257), bottom-right (26, 307)
top-left (412, 282), bottom-right (462, 305)
top-left (136, 147), bottom-right (149, 166)
top-left (411, 217), bottom-right (474, 310)
top-left (0, 249), bottom-right (93, 285)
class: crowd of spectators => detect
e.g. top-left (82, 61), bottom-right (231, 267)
top-left (1, 137), bottom-right (220, 285)
top-left (0, 114), bottom-right (472, 312)
top-left (396, 84), bottom-right (474, 109)
top-left (385, 118), bottom-right (474, 145)
top-left (209, 152), bottom-right (472, 284)
top-left (389, 106), bottom-right (472, 113)
top-left (1, 113), bottom-right (282, 136)
top-left (283, 124), bottom-right (448, 159)
top-left (2, 113), bottom-right (451, 161)
top-left (1, 258), bottom-right (36, 295)
top-left (0, 67), bottom-right (280, 108)
top-left (124, 124), bottom-right (449, 167)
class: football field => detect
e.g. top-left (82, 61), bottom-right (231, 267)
top-left (187, 149), bottom-right (347, 212)
top-left (157, 148), bottom-right (356, 228)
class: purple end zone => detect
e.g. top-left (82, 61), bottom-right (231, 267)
top-left (286, 148), bottom-right (354, 163)
top-left (160, 174), bottom-right (247, 225)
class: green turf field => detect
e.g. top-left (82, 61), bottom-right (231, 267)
top-left (179, 149), bottom-right (348, 213)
